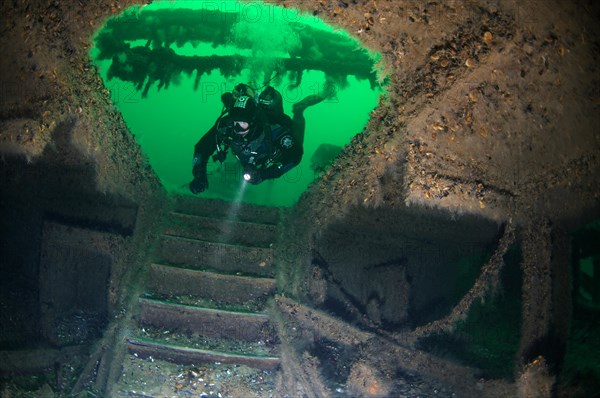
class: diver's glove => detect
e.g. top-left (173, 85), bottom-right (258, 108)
top-left (212, 150), bottom-right (227, 163)
top-left (190, 175), bottom-right (208, 194)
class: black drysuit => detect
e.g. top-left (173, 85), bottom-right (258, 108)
top-left (190, 107), bottom-right (305, 191)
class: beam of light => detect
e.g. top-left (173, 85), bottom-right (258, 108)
top-left (209, 178), bottom-right (249, 269)
top-left (221, 178), bottom-right (248, 236)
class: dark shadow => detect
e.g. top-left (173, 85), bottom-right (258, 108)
top-left (0, 119), bottom-right (138, 388)
top-left (316, 204), bottom-right (501, 331)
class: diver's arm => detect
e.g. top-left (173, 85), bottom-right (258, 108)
top-left (257, 133), bottom-right (304, 182)
top-left (192, 125), bottom-right (218, 171)
top-left (255, 163), bottom-right (290, 182)
top-left (190, 124), bottom-right (220, 194)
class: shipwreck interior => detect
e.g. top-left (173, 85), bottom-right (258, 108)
top-left (1, 0), bottom-right (599, 397)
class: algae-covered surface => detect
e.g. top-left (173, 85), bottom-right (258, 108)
top-left (1, 0), bottom-right (599, 397)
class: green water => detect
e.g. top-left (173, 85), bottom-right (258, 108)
top-left (419, 245), bottom-right (523, 379)
top-left (90, 0), bottom-right (382, 206)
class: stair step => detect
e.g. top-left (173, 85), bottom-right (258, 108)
top-left (135, 323), bottom-right (278, 358)
top-left (114, 353), bottom-right (277, 398)
top-left (127, 338), bottom-right (280, 371)
top-left (172, 196), bottom-right (280, 225)
top-left (159, 235), bottom-right (275, 277)
top-left (141, 293), bottom-right (267, 314)
top-left (163, 212), bottom-right (277, 247)
top-left (138, 298), bottom-right (276, 343)
top-left (147, 263), bottom-right (276, 310)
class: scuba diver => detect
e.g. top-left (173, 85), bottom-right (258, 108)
top-left (189, 84), bottom-right (327, 194)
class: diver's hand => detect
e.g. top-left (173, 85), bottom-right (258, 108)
top-left (189, 176), bottom-right (208, 194)
top-left (243, 168), bottom-right (263, 185)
